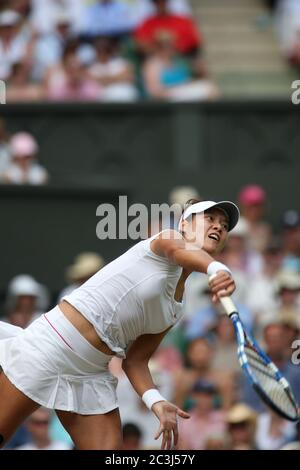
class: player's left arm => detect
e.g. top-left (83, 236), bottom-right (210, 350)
top-left (122, 328), bottom-right (190, 449)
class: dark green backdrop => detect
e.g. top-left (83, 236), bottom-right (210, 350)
top-left (0, 101), bottom-right (299, 297)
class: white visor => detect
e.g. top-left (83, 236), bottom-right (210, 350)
top-left (179, 200), bottom-right (240, 232)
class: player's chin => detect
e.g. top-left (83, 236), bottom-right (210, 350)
top-left (203, 240), bottom-right (220, 256)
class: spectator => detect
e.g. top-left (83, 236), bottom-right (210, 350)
top-left (142, 31), bottom-right (217, 101)
top-left (6, 61), bottom-right (44, 101)
top-left (211, 315), bottom-right (240, 374)
top-left (81, 0), bottom-right (134, 39)
top-left (128, 0), bottom-right (192, 27)
top-left (184, 286), bottom-right (253, 342)
top-left (58, 252), bottom-right (105, 301)
top-left (280, 421), bottom-right (300, 450)
top-left (88, 37), bottom-right (138, 102)
top-left (0, 117), bottom-right (11, 180)
top-left (122, 422), bottom-right (143, 450)
top-left (275, 270), bottom-right (300, 319)
top-left (3, 132), bottom-right (48, 185)
top-left (0, 9), bottom-right (32, 81)
top-left (134, 0), bottom-right (202, 56)
top-left (281, 210), bottom-right (300, 273)
top-left (33, 10), bottom-right (76, 81)
top-left (174, 336), bottom-right (235, 411)
top-left (255, 409), bottom-right (296, 450)
top-left (30, 0), bottom-right (85, 36)
top-left (148, 186), bottom-right (201, 237)
top-left (177, 379), bottom-right (226, 450)
top-left (225, 403), bottom-right (257, 450)
top-left (245, 238), bottom-right (284, 323)
top-left (238, 184), bottom-right (272, 253)
top-left (275, 0), bottom-right (300, 59)
top-left (45, 46), bottom-right (101, 101)
top-left (219, 218), bottom-right (263, 276)
top-left (239, 320), bottom-right (300, 412)
top-left (15, 408), bottom-right (72, 450)
top-left (5, 274), bottom-right (49, 328)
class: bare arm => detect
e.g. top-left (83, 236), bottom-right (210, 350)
top-left (151, 233), bottom-right (214, 273)
top-left (122, 329), bottom-right (189, 449)
top-left (122, 328), bottom-right (171, 396)
top-left (151, 230), bottom-right (236, 302)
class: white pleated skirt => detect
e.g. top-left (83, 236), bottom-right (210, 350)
top-left (0, 307), bottom-right (118, 415)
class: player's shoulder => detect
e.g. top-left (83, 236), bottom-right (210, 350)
top-left (153, 229), bottom-right (183, 241)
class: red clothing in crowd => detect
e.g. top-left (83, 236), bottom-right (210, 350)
top-left (134, 14), bottom-right (202, 54)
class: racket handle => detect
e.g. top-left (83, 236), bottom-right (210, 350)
top-left (208, 274), bottom-right (238, 316)
top-left (219, 296), bottom-right (238, 316)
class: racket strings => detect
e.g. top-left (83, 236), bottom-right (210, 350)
top-left (244, 345), bottom-right (297, 419)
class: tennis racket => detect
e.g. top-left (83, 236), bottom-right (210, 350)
top-left (219, 295), bottom-right (300, 422)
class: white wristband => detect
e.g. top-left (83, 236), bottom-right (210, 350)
top-left (207, 261), bottom-right (232, 277)
top-left (142, 389), bottom-right (166, 410)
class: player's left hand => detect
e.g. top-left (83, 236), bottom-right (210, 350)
top-left (152, 401), bottom-right (190, 450)
top-left (209, 270), bottom-right (236, 303)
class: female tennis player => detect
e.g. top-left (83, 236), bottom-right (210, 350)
top-left (0, 199), bottom-right (239, 450)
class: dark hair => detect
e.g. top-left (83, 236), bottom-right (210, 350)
top-left (122, 423), bottom-right (142, 440)
top-left (181, 198), bottom-right (202, 217)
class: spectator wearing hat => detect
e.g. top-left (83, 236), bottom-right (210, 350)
top-left (3, 132), bottom-right (48, 185)
top-left (238, 184), bottom-right (272, 253)
top-left (4, 274), bottom-right (49, 329)
top-left (281, 209), bottom-right (300, 273)
top-left (275, 270), bottom-right (300, 320)
top-left (0, 9), bottom-right (33, 81)
top-left (177, 379), bottom-right (226, 450)
top-left (58, 252), bottom-right (105, 301)
top-left (225, 403), bottom-right (257, 450)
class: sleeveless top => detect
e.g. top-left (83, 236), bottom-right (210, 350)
top-left (62, 232), bottom-right (184, 358)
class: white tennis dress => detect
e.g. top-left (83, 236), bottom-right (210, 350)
top-left (0, 232), bottom-right (184, 414)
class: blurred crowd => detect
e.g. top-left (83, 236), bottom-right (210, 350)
top-left (0, 0), bottom-right (218, 103)
top-left (0, 0), bottom-right (299, 104)
top-left (0, 118), bottom-right (48, 184)
top-left (262, 0), bottom-right (300, 71)
top-left (1, 182), bottom-right (300, 450)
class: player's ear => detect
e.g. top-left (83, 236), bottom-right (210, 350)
top-left (180, 219), bottom-right (188, 234)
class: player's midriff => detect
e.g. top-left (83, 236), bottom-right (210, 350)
top-left (59, 300), bottom-right (115, 356)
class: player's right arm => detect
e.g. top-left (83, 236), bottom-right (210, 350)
top-left (151, 230), bottom-right (236, 301)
